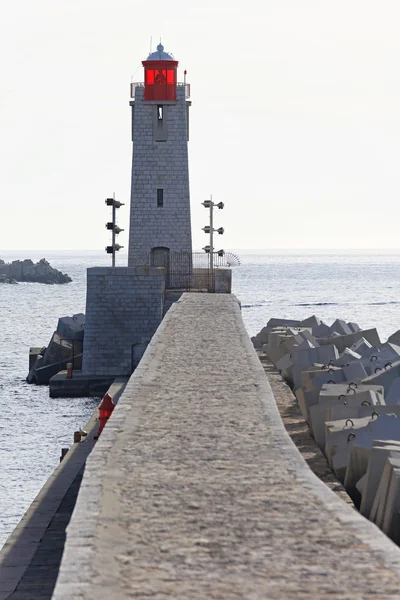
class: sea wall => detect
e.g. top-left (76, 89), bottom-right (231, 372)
top-left (82, 266), bottom-right (165, 376)
top-left (52, 294), bottom-right (400, 599)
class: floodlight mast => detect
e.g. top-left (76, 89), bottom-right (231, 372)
top-left (201, 195), bottom-right (224, 293)
top-left (105, 193), bottom-right (125, 266)
top-left (210, 195), bottom-right (214, 283)
top-left (112, 193), bottom-right (116, 267)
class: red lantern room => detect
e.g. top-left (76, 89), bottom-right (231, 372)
top-left (142, 43), bottom-right (178, 101)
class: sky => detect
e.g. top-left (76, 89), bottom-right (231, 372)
top-left (1, 0), bottom-right (400, 251)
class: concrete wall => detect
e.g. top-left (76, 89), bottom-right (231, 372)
top-left (128, 86), bottom-right (192, 265)
top-left (82, 266), bottom-right (165, 376)
top-left (215, 268), bottom-right (232, 293)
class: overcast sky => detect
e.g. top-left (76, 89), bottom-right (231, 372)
top-left (1, 0), bottom-right (400, 251)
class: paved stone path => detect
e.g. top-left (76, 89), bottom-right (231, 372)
top-left (54, 294), bottom-right (400, 599)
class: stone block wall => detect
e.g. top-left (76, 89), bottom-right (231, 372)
top-left (215, 268), bottom-right (232, 293)
top-left (82, 267), bottom-right (165, 376)
top-left (128, 86), bottom-right (192, 265)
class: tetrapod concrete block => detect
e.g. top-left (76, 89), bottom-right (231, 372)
top-left (332, 347), bottom-right (362, 366)
top-left (318, 384), bottom-right (384, 406)
top-left (300, 315), bottom-right (326, 335)
top-left (314, 322), bottom-right (332, 338)
top-left (275, 353), bottom-right (293, 383)
top-left (369, 454), bottom-right (400, 529)
top-left (319, 329), bottom-right (381, 354)
top-left (266, 318), bottom-right (302, 330)
top-left (363, 360), bottom-right (400, 394)
top-left (266, 344), bottom-right (290, 366)
top-left (343, 362), bottom-right (368, 382)
top-left (299, 367), bottom-right (341, 391)
top-left (332, 446), bottom-right (354, 482)
top-left (312, 368), bottom-right (347, 390)
top-left (350, 337), bottom-right (373, 356)
top-left (291, 344), bottom-right (339, 369)
top-left (356, 473), bottom-right (367, 494)
top-left (330, 319), bottom-right (353, 336)
top-left (388, 330), bottom-right (400, 346)
top-left (344, 433), bottom-right (385, 502)
top-left (385, 378), bottom-right (400, 406)
top-left (361, 344), bottom-right (400, 376)
top-left (293, 365), bottom-right (337, 393)
top-left (382, 461), bottom-right (400, 543)
top-left (360, 445), bottom-right (400, 518)
top-left (326, 414), bottom-right (400, 468)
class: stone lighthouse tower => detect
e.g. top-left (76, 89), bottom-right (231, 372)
top-left (128, 44), bottom-right (192, 267)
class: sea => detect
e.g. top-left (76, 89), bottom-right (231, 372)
top-left (1, 249), bottom-right (400, 549)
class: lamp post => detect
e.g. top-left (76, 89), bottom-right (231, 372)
top-left (202, 196), bottom-right (224, 292)
top-left (105, 193), bottom-right (124, 266)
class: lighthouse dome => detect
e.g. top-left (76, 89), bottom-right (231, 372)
top-left (146, 43), bottom-right (174, 61)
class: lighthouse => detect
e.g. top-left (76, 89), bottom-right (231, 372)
top-left (128, 44), bottom-right (192, 268)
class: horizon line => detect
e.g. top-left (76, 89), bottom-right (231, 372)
top-left (3, 248), bottom-right (400, 253)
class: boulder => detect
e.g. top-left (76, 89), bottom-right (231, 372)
top-left (0, 257), bottom-right (71, 284)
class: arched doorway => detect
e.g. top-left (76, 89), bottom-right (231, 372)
top-left (151, 247), bottom-right (170, 286)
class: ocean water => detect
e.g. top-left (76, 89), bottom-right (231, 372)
top-left (0, 249), bottom-right (400, 548)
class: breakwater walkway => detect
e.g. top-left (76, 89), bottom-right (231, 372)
top-left (49, 293), bottom-right (400, 599)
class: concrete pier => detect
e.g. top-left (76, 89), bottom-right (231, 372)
top-left (52, 294), bottom-right (400, 599)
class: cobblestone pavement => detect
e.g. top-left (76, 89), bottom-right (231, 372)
top-left (54, 294), bottom-right (400, 599)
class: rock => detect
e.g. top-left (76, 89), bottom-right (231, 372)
top-left (0, 274), bottom-right (18, 284)
top-left (0, 257), bottom-right (71, 284)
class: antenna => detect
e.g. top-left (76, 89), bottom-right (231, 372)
top-left (149, 36), bottom-right (152, 53)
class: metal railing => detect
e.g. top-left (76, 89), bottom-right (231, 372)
top-left (130, 82), bottom-right (191, 99)
top-left (58, 338), bottom-right (83, 370)
top-left (135, 251), bottom-right (240, 292)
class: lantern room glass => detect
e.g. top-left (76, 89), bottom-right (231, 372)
top-left (143, 62), bottom-right (178, 101)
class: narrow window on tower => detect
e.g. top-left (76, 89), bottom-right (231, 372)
top-left (153, 105), bottom-right (167, 141)
top-left (157, 189), bottom-right (164, 207)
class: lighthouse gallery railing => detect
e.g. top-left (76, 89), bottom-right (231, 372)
top-left (130, 82), bottom-right (191, 99)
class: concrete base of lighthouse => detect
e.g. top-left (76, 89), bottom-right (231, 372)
top-left (81, 266), bottom-right (165, 377)
top-left (49, 371), bottom-right (115, 398)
